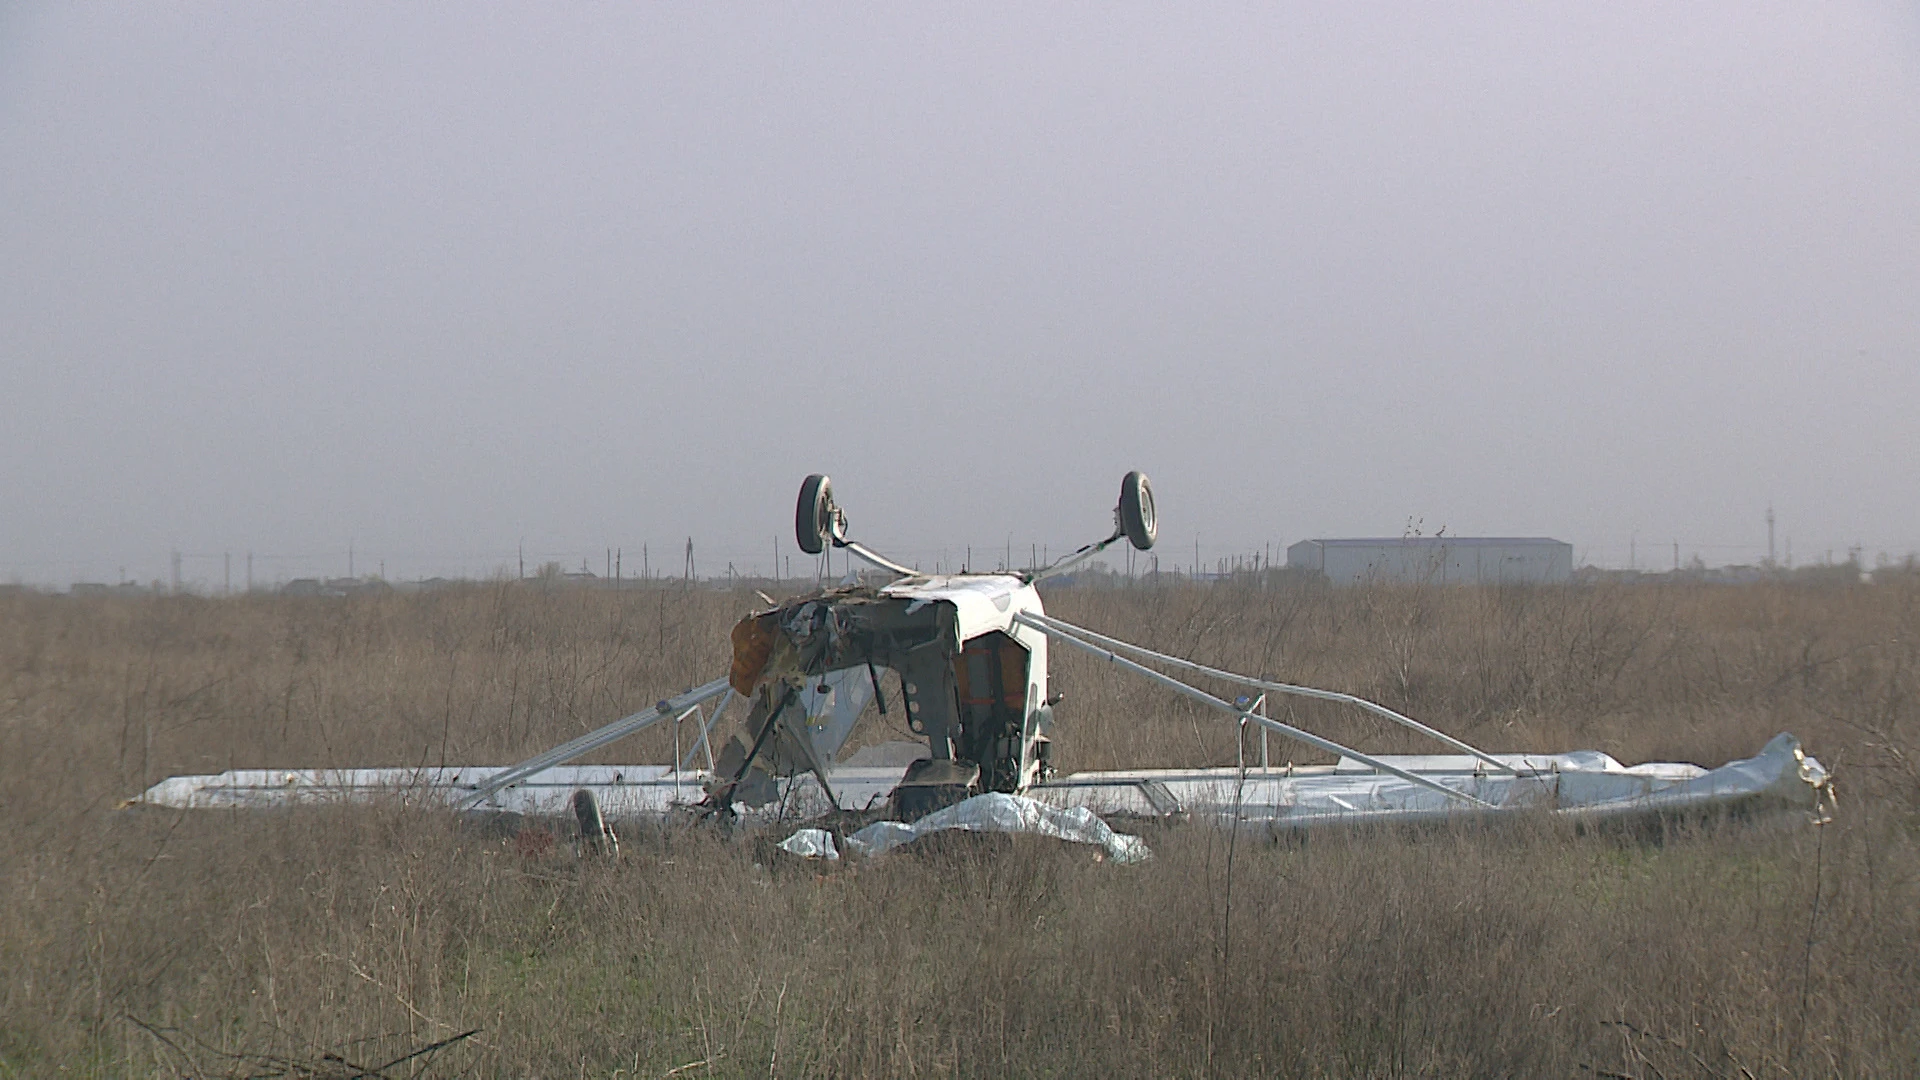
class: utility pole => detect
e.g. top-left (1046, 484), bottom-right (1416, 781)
top-left (616, 548), bottom-right (621, 584)
top-left (684, 537), bottom-right (693, 582)
top-left (1766, 506), bottom-right (1776, 569)
top-left (518, 541), bottom-right (525, 580)
top-left (643, 543), bottom-right (649, 580)
top-left (224, 552), bottom-right (231, 594)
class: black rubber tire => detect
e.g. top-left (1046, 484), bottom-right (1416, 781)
top-left (796, 474), bottom-right (833, 555)
top-left (571, 788), bottom-right (606, 837)
top-left (893, 783), bottom-right (972, 822)
top-left (1119, 470), bottom-right (1157, 550)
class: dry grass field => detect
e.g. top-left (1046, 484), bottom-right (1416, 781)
top-left (3, 577), bottom-right (1918, 1077)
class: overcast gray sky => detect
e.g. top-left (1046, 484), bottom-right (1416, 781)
top-left (4, 3), bottom-right (1917, 586)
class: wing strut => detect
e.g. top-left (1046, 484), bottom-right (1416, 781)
top-left (676, 690), bottom-right (731, 774)
top-left (1012, 614), bottom-right (1494, 809)
top-left (1017, 610), bottom-right (1520, 776)
top-left (462, 677), bottom-right (732, 808)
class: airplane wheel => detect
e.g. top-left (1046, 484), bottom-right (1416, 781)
top-left (893, 783), bottom-right (971, 822)
top-left (571, 789), bottom-right (618, 857)
top-left (796, 474), bottom-right (833, 555)
top-left (1119, 470), bottom-right (1157, 550)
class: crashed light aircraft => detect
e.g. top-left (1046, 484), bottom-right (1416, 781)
top-left (138, 474), bottom-right (1832, 854)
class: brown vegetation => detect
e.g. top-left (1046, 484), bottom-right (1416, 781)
top-left (3, 578), bottom-right (1918, 1077)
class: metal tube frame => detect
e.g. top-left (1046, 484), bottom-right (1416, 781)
top-left (1027, 529), bottom-right (1125, 585)
top-left (835, 539), bottom-right (917, 578)
top-left (462, 676), bottom-right (732, 808)
top-left (1259, 694), bottom-right (1269, 769)
top-left (677, 688), bottom-right (732, 774)
top-left (1014, 613), bottom-right (1493, 809)
top-left (1019, 610), bottom-right (1520, 776)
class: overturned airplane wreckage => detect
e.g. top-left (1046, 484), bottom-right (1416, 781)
top-left (139, 474), bottom-right (1831, 854)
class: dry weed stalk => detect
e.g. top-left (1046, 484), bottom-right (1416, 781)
top-left (1, 579), bottom-right (1917, 1076)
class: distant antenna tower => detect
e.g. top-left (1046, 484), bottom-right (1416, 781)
top-left (1766, 505), bottom-right (1776, 568)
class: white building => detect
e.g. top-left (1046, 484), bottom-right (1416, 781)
top-left (1287, 537), bottom-right (1573, 586)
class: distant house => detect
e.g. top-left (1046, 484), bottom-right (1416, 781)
top-left (1287, 537), bottom-right (1573, 586)
top-left (279, 577), bottom-right (390, 597)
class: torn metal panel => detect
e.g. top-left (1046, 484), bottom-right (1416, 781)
top-left (797, 665), bottom-right (878, 766)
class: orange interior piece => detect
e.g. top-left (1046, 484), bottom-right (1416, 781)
top-left (728, 615), bottom-right (776, 696)
top-left (953, 632), bottom-right (1028, 711)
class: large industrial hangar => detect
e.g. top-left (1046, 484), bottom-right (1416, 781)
top-left (1286, 537), bottom-right (1574, 585)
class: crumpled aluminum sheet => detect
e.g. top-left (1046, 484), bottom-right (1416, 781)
top-left (777, 828), bottom-right (841, 860)
top-left (786, 792), bottom-right (1151, 863)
